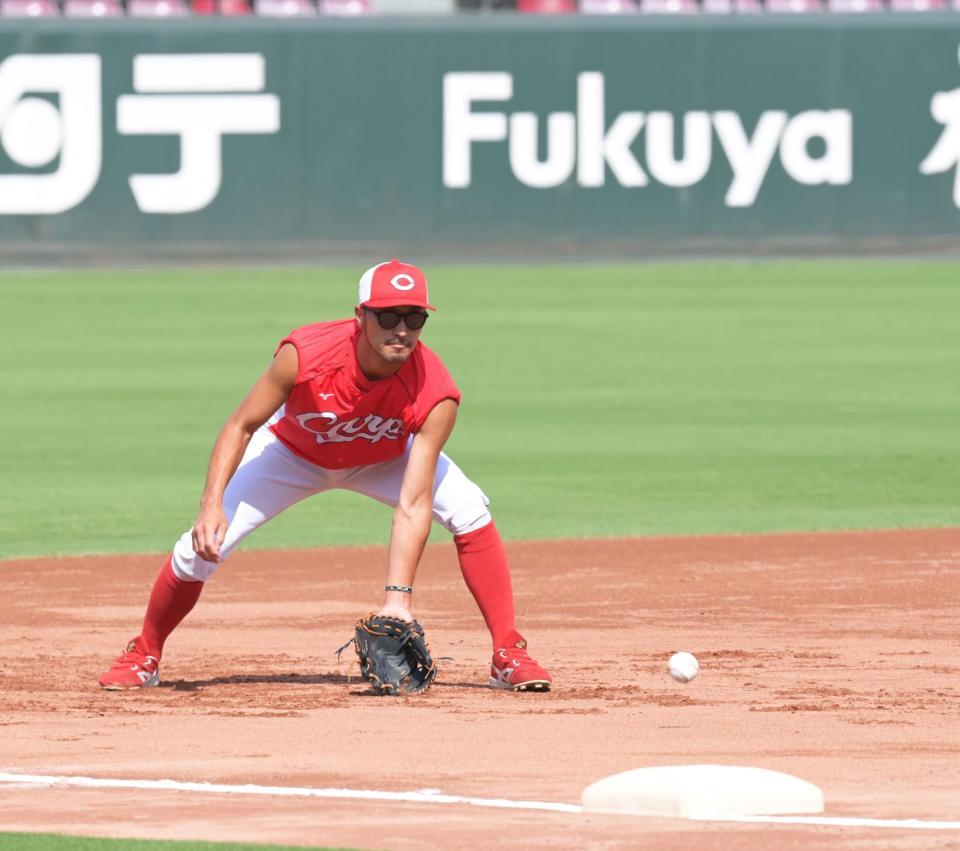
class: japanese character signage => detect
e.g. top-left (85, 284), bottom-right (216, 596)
top-left (0, 52), bottom-right (280, 216)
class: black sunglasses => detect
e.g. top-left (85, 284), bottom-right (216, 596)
top-left (366, 308), bottom-right (429, 330)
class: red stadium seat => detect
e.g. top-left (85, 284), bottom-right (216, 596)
top-left (580, 0), bottom-right (638, 11)
top-left (0, 0), bottom-right (58, 15)
top-left (516, 0), bottom-right (575, 12)
top-left (191, 0), bottom-right (252, 13)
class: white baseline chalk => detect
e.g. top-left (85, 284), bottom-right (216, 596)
top-left (0, 772), bottom-right (579, 814)
top-left (700, 814), bottom-right (960, 830)
top-left (1, 772), bottom-right (958, 831)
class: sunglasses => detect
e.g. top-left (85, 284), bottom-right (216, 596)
top-left (366, 308), bottom-right (429, 330)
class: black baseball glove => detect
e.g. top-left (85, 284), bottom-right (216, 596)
top-left (350, 614), bottom-right (438, 695)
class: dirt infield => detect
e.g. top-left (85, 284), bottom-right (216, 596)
top-left (1, 529), bottom-right (958, 850)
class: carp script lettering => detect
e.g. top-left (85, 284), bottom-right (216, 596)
top-left (296, 412), bottom-right (405, 445)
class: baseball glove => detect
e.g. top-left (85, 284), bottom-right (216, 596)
top-left (349, 614), bottom-right (437, 695)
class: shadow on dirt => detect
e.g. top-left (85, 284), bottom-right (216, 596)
top-left (160, 672), bottom-right (352, 690)
top-left (159, 673), bottom-right (489, 692)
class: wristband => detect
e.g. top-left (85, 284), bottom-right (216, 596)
top-left (385, 584), bottom-right (413, 594)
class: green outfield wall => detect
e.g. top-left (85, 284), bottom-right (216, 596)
top-left (1, 16), bottom-right (959, 259)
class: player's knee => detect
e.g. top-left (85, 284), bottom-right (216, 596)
top-left (439, 486), bottom-right (492, 536)
top-left (452, 510), bottom-right (492, 536)
top-left (172, 533), bottom-right (219, 582)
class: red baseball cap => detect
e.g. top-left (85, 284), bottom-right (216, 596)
top-left (357, 259), bottom-right (436, 311)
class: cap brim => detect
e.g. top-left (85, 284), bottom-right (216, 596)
top-left (361, 297), bottom-right (436, 310)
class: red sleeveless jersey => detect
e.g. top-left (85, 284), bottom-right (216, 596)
top-left (269, 319), bottom-right (461, 469)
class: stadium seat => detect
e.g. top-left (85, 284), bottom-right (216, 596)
top-left (318, 0), bottom-right (372, 12)
top-left (826, 0), bottom-right (882, 11)
top-left (375, 0), bottom-right (454, 11)
top-left (765, 0), bottom-right (822, 11)
top-left (63, 0), bottom-right (122, 14)
top-left (190, 0), bottom-right (252, 13)
top-left (128, 0), bottom-right (189, 13)
top-left (640, 0), bottom-right (697, 12)
top-left (581, 0), bottom-right (638, 11)
top-left (255, 0), bottom-right (316, 13)
top-left (890, 0), bottom-right (944, 9)
top-left (701, 0), bottom-right (761, 12)
top-left (456, 0), bottom-right (515, 8)
top-left (0, 0), bottom-right (58, 14)
top-left (517, 0), bottom-right (575, 12)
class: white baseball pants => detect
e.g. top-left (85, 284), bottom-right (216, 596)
top-left (171, 418), bottom-right (491, 582)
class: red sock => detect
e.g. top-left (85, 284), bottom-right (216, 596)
top-left (137, 555), bottom-right (204, 658)
top-left (454, 521), bottom-right (516, 649)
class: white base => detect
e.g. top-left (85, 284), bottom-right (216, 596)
top-left (581, 765), bottom-right (824, 819)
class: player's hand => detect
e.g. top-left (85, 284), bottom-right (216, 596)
top-left (376, 602), bottom-right (413, 622)
top-left (192, 505), bottom-right (228, 563)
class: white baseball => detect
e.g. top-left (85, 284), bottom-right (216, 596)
top-left (668, 651), bottom-right (699, 683)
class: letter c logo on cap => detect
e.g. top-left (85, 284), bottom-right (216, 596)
top-left (390, 273), bottom-right (415, 291)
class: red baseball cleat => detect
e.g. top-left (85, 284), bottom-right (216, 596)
top-left (489, 629), bottom-right (552, 692)
top-left (99, 638), bottom-right (160, 690)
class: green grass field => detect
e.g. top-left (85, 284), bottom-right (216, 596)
top-left (1, 261), bottom-right (958, 559)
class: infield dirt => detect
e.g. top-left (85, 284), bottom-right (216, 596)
top-left (1, 529), bottom-right (958, 850)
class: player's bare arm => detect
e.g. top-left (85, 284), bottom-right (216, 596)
top-left (377, 398), bottom-right (458, 621)
top-left (192, 343), bottom-right (299, 563)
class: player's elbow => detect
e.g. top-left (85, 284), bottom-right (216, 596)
top-left (225, 410), bottom-right (265, 440)
top-left (394, 496), bottom-right (433, 529)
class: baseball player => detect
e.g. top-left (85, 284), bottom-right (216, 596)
top-left (99, 260), bottom-right (552, 693)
